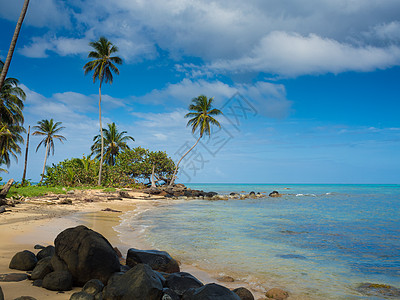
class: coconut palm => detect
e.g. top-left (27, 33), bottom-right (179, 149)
top-left (83, 36), bottom-right (122, 185)
top-left (170, 95), bottom-right (222, 185)
top-left (33, 119), bottom-right (66, 183)
top-left (0, 76), bottom-right (26, 125)
top-left (0, 0), bottom-right (30, 90)
top-left (0, 123), bottom-right (24, 167)
top-left (90, 122), bottom-right (134, 166)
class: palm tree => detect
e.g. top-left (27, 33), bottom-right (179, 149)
top-left (33, 119), bottom-right (66, 183)
top-left (170, 95), bottom-right (222, 186)
top-left (0, 0), bottom-right (30, 90)
top-left (83, 37), bottom-right (122, 185)
top-left (90, 122), bottom-right (134, 166)
top-left (0, 123), bottom-right (24, 167)
top-left (0, 76), bottom-right (26, 125)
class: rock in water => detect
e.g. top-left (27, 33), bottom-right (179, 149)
top-left (9, 250), bottom-right (37, 271)
top-left (232, 287), bottom-right (255, 300)
top-left (269, 191), bottom-right (281, 197)
top-left (126, 248), bottom-right (180, 273)
top-left (265, 288), bottom-right (289, 300)
top-left (182, 283), bottom-right (241, 300)
top-left (54, 225), bottom-right (120, 286)
top-left (103, 263), bottom-right (163, 300)
top-left (42, 271), bottom-right (73, 291)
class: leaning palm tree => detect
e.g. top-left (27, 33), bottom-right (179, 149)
top-left (90, 122), bottom-right (134, 166)
top-left (33, 119), bottom-right (66, 183)
top-left (0, 0), bottom-right (30, 90)
top-left (170, 95), bottom-right (222, 186)
top-left (83, 37), bottom-right (122, 185)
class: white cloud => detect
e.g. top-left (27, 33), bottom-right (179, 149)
top-left (209, 31), bottom-right (400, 76)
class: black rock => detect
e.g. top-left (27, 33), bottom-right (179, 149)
top-left (126, 248), bottom-right (180, 273)
top-left (249, 191), bottom-right (256, 196)
top-left (182, 283), bottom-right (241, 300)
top-left (204, 192), bottom-right (218, 198)
top-left (0, 273), bottom-right (28, 282)
top-left (103, 264), bottom-right (163, 300)
top-left (34, 244), bottom-right (45, 250)
top-left (0, 206), bottom-right (5, 214)
top-left (9, 250), bottom-right (38, 271)
top-left (165, 272), bottom-right (203, 296)
top-left (14, 297), bottom-right (37, 300)
top-left (230, 192), bottom-right (237, 196)
top-left (0, 285), bottom-right (3, 300)
top-left (31, 256), bottom-right (53, 280)
top-left (232, 287), bottom-right (255, 300)
top-left (120, 264), bottom-right (130, 273)
top-left (83, 279), bottom-right (104, 295)
top-left (269, 191), bottom-right (281, 197)
top-left (162, 288), bottom-right (180, 300)
top-left (69, 291), bottom-right (94, 300)
top-left (54, 225), bottom-right (120, 286)
top-left (36, 245), bottom-right (55, 261)
top-left (42, 270), bottom-right (73, 291)
top-left (32, 279), bottom-right (43, 287)
top-left (50, 253), bottom-right (68, 271)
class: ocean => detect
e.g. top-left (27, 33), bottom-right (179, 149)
top-left (115, 184), bottom-right (400, 299)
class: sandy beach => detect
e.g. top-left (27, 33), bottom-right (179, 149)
top-left (0, 190), bottom-right (265, 300)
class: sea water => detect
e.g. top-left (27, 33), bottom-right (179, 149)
top-left (116, 184), bottom-right (400, 299)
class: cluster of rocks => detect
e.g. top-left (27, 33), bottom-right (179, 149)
top-left (143, 184), bottom-right (282, 200)
top-left (2, 225), bottom-right (288, 300)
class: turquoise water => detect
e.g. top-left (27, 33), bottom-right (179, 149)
top-left (118, 184), bottom-right (400, 299)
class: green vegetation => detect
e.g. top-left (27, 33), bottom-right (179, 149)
top-left (33, 119), bottom-right (66, 183)
top-left (91, 122), bottom-right (134, 166)
top-left (170, 95), bottom-right (222, 185)
top-left (84, 36), bottom-right (123, 185)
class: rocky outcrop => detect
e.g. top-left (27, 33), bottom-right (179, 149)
top-left (54, 225), bottom-right (120, 286)
top-left (126, 249), bottom-right (180, 273)
top-left (182, 283), bottom-right (241, 300)
top-left (42, 270), bottom-right (73, 291)
top-left (103, 264), bottom-right (163, 300)
top-left (165, 272), bottom-right (203, 296)
top-left (9, 250), bottom-right (37, 271)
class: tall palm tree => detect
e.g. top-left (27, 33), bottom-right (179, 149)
top-left (83, 36), bottom-right (122, 185)
top-left (170, 95), bottom-right (222, 186)
top-left (0, 0), bottom-right (30, 90)
top-left (0, 76), bottom-right (26, 125)
top-left (33, 119), bottom-right (66, 183)
top-left (90, 122), bottom-right (134, 166)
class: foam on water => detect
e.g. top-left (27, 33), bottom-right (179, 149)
top-left (116, 184), bottom-right (400, 299)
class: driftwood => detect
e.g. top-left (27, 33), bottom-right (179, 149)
top-left (0, 178), bottom-right (14, 205)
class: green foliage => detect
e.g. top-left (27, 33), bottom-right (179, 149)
top-left (43, 147), bottom-right (176, 187)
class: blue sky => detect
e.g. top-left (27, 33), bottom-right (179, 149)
top-left (1, 0), bottom-right (399, 184)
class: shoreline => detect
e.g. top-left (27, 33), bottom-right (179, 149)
top-left (0, 191), bottom-right (268, 299)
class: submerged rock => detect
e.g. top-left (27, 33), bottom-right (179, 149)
top-left (0, 273), bottom-right (28, 282)
top-left (265, 287), bottom-right (289, 300)
top-left (357, 283), bottom-right (400, 298)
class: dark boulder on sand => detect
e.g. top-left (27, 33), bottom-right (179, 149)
top-left (42, 270), bottom-right (73, 291)
top-left (36, 245), bottom-right (55, 261)
top-left (54, 225), bottom-right (120, 286)
top-left (232, 287), bottom-right (255, 300)
top-left (165, 272), bottom-right (203, 296)
top-left (9, 250), bottom-right (37, 271)
top-left (14, 297), bottom-right (37, 300)
top-left (83, 279), bottom-right (104, 295)
top-left (103, 264), bottom-right (163, 300)
top-left (182, 283), bottom-right (241, 300)
top-left (0, 286), bottom-right (3, 300)
top-left (31, 257), bottom-right (53, 280)
top-left (126, 248), bottom-right (180, 273)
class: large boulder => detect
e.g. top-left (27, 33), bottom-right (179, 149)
top-left (83, 279), bottom-right (104, 295)
top-left (126, 248), bottom-right (180, 273)
top-left (42, 270), bottom-right (73, 291)
top-left (69, 291), bottom-right (94, 300)
top-left (103, 263), bottom-right (163, 300)
top-left (9, 250), bottom-right (37, 271)
top-left (31, 256), bottom-right (53, 280)
top-left (182, 283), bottom-right (241, 300)
top-left (0, 285), bottom-right (4, 300)
top-left (54, 225), bottom-right (120, 286)
top-left (165, 272), bottom-right (203, 296)
top-left (36, 245), bottom-right (55, 261)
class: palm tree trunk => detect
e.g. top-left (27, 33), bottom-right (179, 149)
top-left (170, 135), bottom-right (202, 186)
top-left (151, 164), bottom-right (156, 188)
top-left (0, 0), bottom-right (30, 90)
top-left (97, 83), bottom-right (104, 186)
top-left (22, 125), bottom-right (30, 184)
top-left (40, 140), bottom-right (49, 183)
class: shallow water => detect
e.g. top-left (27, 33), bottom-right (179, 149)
top-left (116, 184), bottom-right (400, 299)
